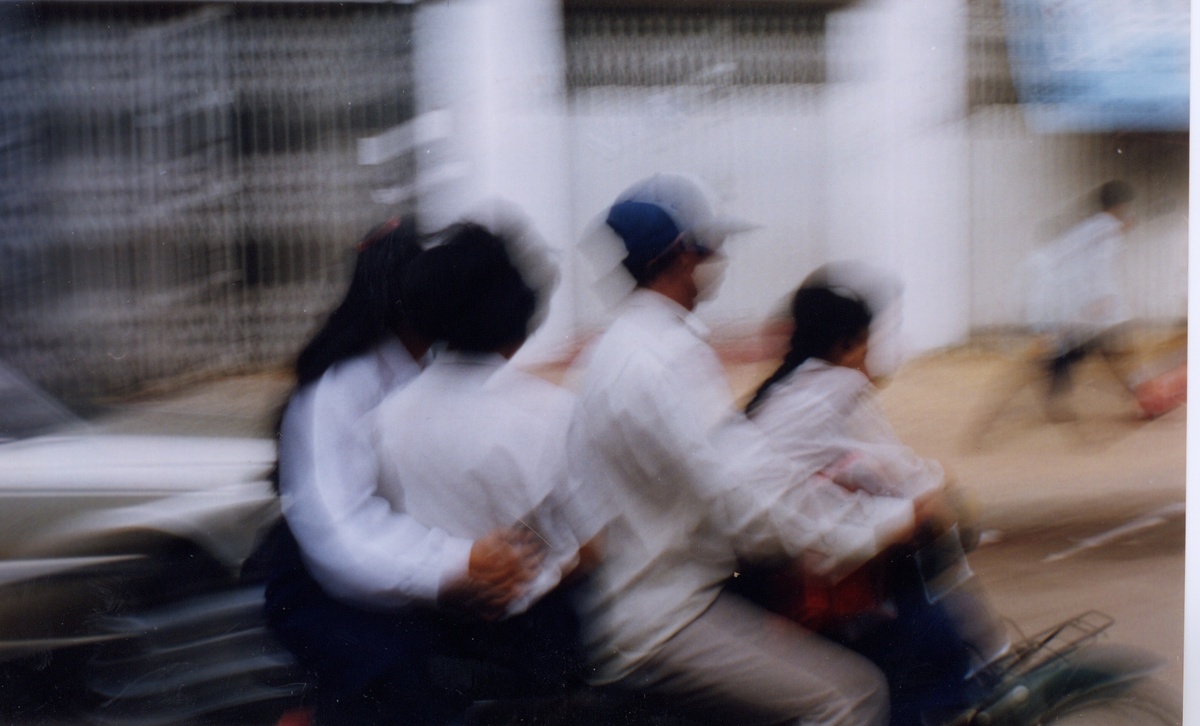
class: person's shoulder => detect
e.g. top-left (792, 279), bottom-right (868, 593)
top-left (586, 313), bottom-right (672, 374)
top-left (480, 366), bottom-right (575, 436)
top-left (1059, 212), bottom-right (1121, 247)
top-left (1074, 212), bottom-right (1121, 238)
top-left (631, 303), bottom-right (715, 364)
top-left (492, 364), bottom-right (574, 402)
top-left (286, 348), bottom-right (401, 435)
top-left (577, 294), bottom-right (718, 396)
top-left (322, 347), bottom-right (385, 387)
top-left (793, 358), bottom-right (868, 386)
top-left (361, 351), bottom-right (438, 425)
top-left (310, 349), bottom-right (384, 407)
top-left (279, 380), bottom-right (318, 433)
top-left (826, 362), bottom-right (872, 390)
top-left (778, 360), bottom-right (870, 407)
top-left (591, 321), bottom-right (711, 396)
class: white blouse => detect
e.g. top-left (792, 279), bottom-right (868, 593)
top-left (373, 351), bottom-right (604, 616)
top-left (278, 336), bottom-right (474, 610)
top-left (752, 357), bottom-right (943, 501)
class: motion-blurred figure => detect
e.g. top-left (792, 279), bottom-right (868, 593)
top-left (372, 220), bottom-right (604, 708)
top-left (262, 218), bottom-right (552, 724)
top-left (747, 282), bottom-right (1009, 725)
top-left (1024, 180), bottom-right (1138, 419)
top-left (569, 173), bottom-right (913, 726)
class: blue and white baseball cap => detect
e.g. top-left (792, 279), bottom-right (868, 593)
top-left (605, 173), bottom-right (755, 280)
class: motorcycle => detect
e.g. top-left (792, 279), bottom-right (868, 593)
top-left (727, 523), bottom-right (1182, 726)
top-left (71, 521), bottom-right (1181, 726)
top-left (938, 609), bottom-right (1180, 725)
top-left (463, 609), bottom-right (1183, 726)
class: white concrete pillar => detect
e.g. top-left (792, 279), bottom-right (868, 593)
top-left (825, 0), bottom-right (972, 354)
top-left (412, 0), bottom-right (575, 364)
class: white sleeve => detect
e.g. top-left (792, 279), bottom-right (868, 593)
top-left (279, 383), bottom-right (474, 608)
top-left (838, 393), bottom-right (944, 500)
top-left (708, 414), bottom-right (914, 576)
top-left (1090, 228), bottom-right (1128, 327)
top-left (623, 352), bottom-right (913, 572)
top-left (1022, 248), bottom-right (1059, 331)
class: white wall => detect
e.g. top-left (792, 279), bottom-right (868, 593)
top-left (824, 0), bottom-right (973, 354)
top-left (567, 88), bottom-right (828, 333)
top-left (412, 0), bottom-right (575, 365)
top-left (565, 1), bottom-right (976, 360)
top-left (413, 0), bottom-right (1185, 364)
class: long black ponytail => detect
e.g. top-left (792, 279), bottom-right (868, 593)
top-left (745, 286), bottom-right (872, 415)
top-left (294, 217), bottom-right (423, 387)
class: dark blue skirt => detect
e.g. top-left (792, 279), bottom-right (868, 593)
top-left (253, 522), bottom-right (587, 726)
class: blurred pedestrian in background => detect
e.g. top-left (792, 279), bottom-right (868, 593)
top-left (568, 173), bottom-right (916, 726)
top-left (1024, 180), bottom-right (1138, 419)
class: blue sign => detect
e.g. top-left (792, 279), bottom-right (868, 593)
top-left (1002, 0), bottom-right (1189, 132)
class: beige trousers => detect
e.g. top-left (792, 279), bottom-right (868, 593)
top-left (616, 590), bottom-right (889, 726)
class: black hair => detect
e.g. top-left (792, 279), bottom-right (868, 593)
top-left (258, 217), bottom-right (421, 501)
top-left (401, 222), bottom-right (539, 354)
top-left (1099, 180), bottom-right (1135, 211)
top-left (745, 285), bottom-right (873, 415)
top-left (625, 242), bottom-right (685, 287)
top-left (294, 217), bottom-right (422, 387)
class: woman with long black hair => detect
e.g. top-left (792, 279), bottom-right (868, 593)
top-left (746, 281), bottom-right (1009, 726)
top-left (261, 217), bottom-right (542, 725)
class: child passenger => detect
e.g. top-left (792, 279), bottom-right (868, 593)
top-left (746, 283), bottom-right (1009, 725)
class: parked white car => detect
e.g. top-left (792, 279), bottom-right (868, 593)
top-left (0, 363), bottom-right (302, 724)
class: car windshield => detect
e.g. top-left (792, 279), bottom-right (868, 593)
top-left (0, 362), bottom-right (83, 441)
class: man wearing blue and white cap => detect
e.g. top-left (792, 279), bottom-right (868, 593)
top-left (568, 174), bottom-right (907, 725)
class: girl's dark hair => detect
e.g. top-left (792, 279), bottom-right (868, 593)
top-left (294, 217), bottom-right (423, 387)
top-left (401, 222), bottom-right (540, 353)
top-left (745, 285), bottom-right (873, 415)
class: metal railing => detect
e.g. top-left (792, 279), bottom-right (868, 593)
top-left (0, 3), bottom-right (417, 400)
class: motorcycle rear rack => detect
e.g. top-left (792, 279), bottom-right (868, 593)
top-left (942, 611), bottom-right (1124, 726)
top-left (993, 610), bottom-right (1114, 680)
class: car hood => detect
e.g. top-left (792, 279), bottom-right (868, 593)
top-left (0, 434), bottom-right (280, 570)
top-left (0, 434), bottom-right (277, 491)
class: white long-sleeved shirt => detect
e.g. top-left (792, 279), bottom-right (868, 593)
top-left (568, 290), bottom-right (914, 682)
top-left (373, 351), bottom-right (604, 617)
top-left (1024, 211), bottom-right (1128, 346)
top-left (750, 358), bottom-right (943, 502)
top-left (278, 336), bottom-right (474, 610)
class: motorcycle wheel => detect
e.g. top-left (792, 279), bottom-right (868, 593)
top-left (1038, 680), bottom-right (1181, 725)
